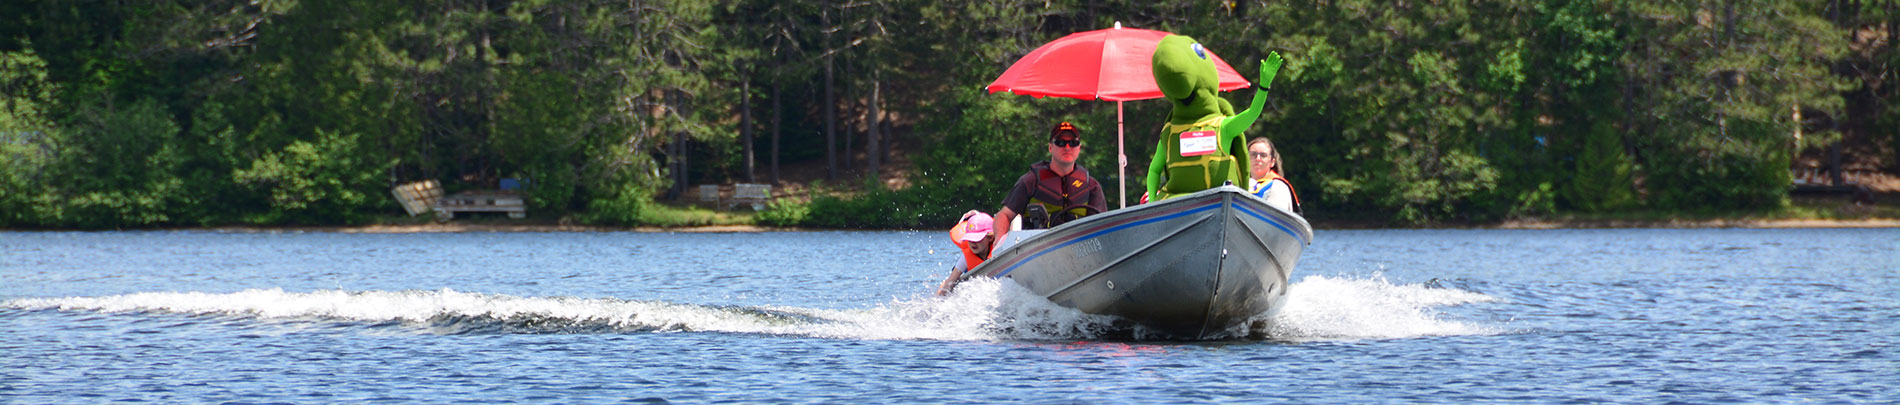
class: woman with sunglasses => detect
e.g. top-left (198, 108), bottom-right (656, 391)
top-left (1246, 137), bottom-right (1300, 214)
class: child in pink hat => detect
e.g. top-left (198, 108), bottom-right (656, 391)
top-left (937, 210), bottom-right (996, 296)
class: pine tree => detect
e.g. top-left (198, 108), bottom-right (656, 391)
top-left (1566, 122), bottom-right (1635, 212)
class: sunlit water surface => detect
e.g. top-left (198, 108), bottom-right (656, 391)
top-left (3, 229), bottom-right (1895, 402)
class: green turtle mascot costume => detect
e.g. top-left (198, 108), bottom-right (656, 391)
top-left (1143, 35), bottom-right (1283, 202)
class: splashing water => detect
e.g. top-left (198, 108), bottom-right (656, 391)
top-left (1265, 274), bottom-right (1503, 341)
top-left (5, 275), bottom-right (1499, 342)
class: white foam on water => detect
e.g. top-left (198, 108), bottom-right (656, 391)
top-left (1, 283), bottom-right (1114, 341)
top-left (1265, 274), bottom-right (1503, 341)
top-left (4, 274), bottom-right (1501, 342)
top-left (788, 277), bottom-right (1120, 341)
top-left (5, 289), bottom-right (819, 335)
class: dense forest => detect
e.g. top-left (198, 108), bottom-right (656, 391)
top-left (1, 0), bottom-right (1895, 228)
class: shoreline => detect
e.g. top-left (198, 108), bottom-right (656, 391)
top-left (1485, 218), bottom-right (1900, 229)
top-left (211, 223), bottom-right (798, 233)
top-left (8, 218), bottom-right (1897, 233)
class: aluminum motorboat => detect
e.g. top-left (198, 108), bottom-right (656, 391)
top-left (962, 185), bottom-right (1312, 339)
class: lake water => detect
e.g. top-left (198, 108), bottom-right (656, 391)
top-left (3, 228), bottom-right (1896, 402)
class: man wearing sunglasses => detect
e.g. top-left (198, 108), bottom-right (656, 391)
top-left (992, 122), bottom-right (1108, 244)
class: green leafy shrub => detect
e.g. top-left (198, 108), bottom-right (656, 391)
top-left (1644, 123), bottom-right (1790, 212)
top-left (231, 129), bottom-right (390, 224)
top-left (754, 198), bottom-right (809, 227)
top-left (0, 47), bottom-right (58, 226)
top-left (28, 98), bottom-right (188, 228)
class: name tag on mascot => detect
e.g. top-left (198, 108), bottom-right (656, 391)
top-left (1179, 130), bottom-right (1218, 157)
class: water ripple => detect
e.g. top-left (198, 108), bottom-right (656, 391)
top-left (3, 229), bottom-right (1896, 402)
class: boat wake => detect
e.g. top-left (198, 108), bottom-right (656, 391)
top-left (3, 275), bottom-right (1499, 342)
top-left (1259, 274), bottom-right (1504, 341)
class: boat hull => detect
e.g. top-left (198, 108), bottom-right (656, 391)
top-left (968, 186), bottom-right (1312, 339)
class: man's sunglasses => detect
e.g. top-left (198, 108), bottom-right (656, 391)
top-left (1052, 139), bottom-right (1082, 147)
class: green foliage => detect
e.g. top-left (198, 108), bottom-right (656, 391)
top-left (632, 203), bottom-right (751, 228)
top-left (1565, 122), bottom-right (1636, 212)
top-left (912, 92), bottom-right (1051, 211)
top-left (2, 0), bottom-right (1891, 228)
top-left (35, 97), bottom-right (188, 228)
top-left (0, 47), bottom-right (58, 226)
top-left (802, 188), bottom-right (942, 229)
top-left (231, 129), bottom-right (390, 224)
top-left (577, 185), bottom-right (652, 226)
top-left (0, 48), bottom-right (55, 132)
top-left (1645, 123), bottom-right (1793, 211)
top-left (1240, 1), bottom-right (1523, 222)
top-left (1622, 1), bottom-right (1842, 211)
top-left (491, 69), bottom-right (589, 212)
top-left (1498, 0), bottom-right (1626, 218)
top-left (754, 198), bottom-right (810, 227)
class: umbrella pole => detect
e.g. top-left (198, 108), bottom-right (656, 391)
top-left (1117, 100), bottom-right (1127, 209)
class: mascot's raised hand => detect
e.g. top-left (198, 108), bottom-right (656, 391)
top-left (1218, 52), bottom-right (1283, 154)
top-left (1144, 34), bottom-right (1284, 202)
top-left (1259, 52), bottom-right (1283, 90)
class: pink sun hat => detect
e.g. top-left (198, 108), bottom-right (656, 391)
top-left (959, 211), bottom-right (995, 242)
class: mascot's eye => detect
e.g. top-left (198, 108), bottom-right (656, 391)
top-left (1192, 43), bottom-right (1207, 60)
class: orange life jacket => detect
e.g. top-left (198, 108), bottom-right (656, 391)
top-left (948, 218), bottom-right (989, 271)
top-left (953, 240), bottom-right (985, 271)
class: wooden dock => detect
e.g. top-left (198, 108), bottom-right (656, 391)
top-left (692, 183), bottom-right (773, 210)
top-left (433, 190), bottom-right (527, 221)
top-left (390, 180), bottom-right (443, 217)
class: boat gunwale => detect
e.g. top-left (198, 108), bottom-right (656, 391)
top-left (983, 199), bottom-right (1222, 279)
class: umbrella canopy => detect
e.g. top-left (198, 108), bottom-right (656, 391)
top-left (985, 24), bottom-right (1255, 210)
top-left (985, 25), bottom-right (1251, 102)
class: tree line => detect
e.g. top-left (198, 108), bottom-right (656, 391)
top-left (2, 0), bottom-right (1895, 228)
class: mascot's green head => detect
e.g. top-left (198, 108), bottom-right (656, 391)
top-left (1152, 35), bottom-right (1231, 124)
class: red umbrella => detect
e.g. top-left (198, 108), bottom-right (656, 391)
top-left (986, 25), bottom-right (1251, 101)
top-left (986, 23), bottom-right (1252, 208)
